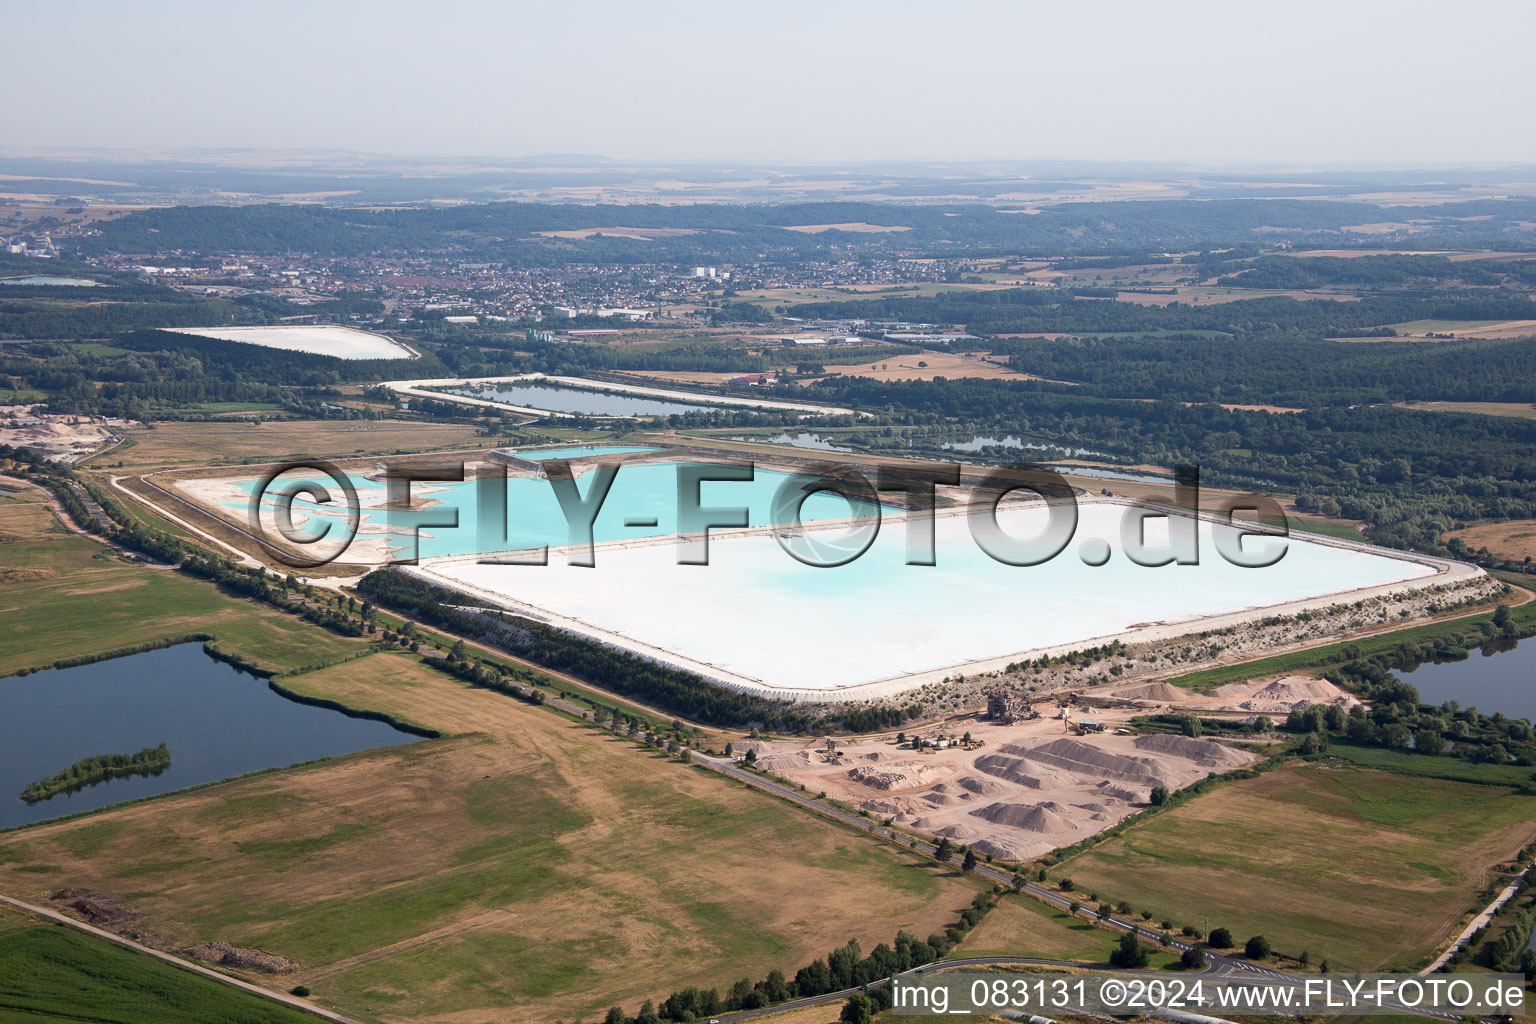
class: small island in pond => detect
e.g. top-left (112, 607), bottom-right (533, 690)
top-left (20, 744), bottom-right (172, 804)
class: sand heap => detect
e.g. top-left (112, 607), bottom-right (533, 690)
top-left (1207, 675), bottom-right (1358, 713)
top-left (971, 800), bottom-right (1084, 835)
top-left (1111, 680), bottom-right (1198, 703)
top-left (992, 738), bottom-right (1169, 785)
top-left (1132, 733), bottom-right (1253, 769)
top-left (847, 760), bottom-right (954, 791)
top-left (954, 774), bottom-right (1009, 797)
top-left (184, 942), bottom-right (297, 974)
top-left (754, 749), bottom-right (820, 773)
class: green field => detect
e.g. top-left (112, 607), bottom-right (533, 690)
top-left (1326, 740), bottom-right (1536, 788)
top-left (0, 499), bottom-right (363, 675)
top-left (1061, 763), bottom-right (1536, 970)
top-left (0, 913), bottom-right (316, 1024)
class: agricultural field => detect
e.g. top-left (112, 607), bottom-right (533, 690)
top-left (0, 496), bottom-right (363, 675)
top-left (1375, 319), bottom-right (1536, 340)
top-left (1401, 401), bottom-right (1536, 420)
top-left (1060, 763), bottom-right (1536, 970)
top-left (0, 652), bottom-right (987, 1024)
top-left (638, 351), bottom-right (1032, 384)
top-left (812, 351), bottom-right (1035, 382)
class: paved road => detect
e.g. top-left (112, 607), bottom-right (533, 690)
top-left (1424, 867), bottom-right (1530, 973)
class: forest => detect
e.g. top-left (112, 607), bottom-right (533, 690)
top-left (66, 197), bottom-right (1536, 266)
top-left (788, 288), bottom-right (1536, 339)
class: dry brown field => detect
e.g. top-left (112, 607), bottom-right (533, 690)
top-left (0, 653), bottom-right (984, 1024)
top-left (1445, 519), bottom-right (1536, 563)
top-left (90, 419), bottom-right (496, 471)
top-left (1398, 401), bottom-right (1536, 419)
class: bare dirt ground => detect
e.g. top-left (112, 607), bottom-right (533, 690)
top-left (748, 708), bottom-right (1255, 863)
top-left (0, 405), bottom-right (132, 463)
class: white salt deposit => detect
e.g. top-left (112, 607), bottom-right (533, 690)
top-left (163, 325), bottom-right (416, 360)
top-left (417, 500), bottom-right (1458, 701)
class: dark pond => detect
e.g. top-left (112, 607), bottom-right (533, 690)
top-left (0, 644), bottom-right (422, 829)
top-left (1391, 637), bottom-right (1536, 723)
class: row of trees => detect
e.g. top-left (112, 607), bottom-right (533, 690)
top-left (353, 569), bottom-right (922, 734)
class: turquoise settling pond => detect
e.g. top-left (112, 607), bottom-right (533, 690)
top-left (231, 460), bottom-right (878, 561)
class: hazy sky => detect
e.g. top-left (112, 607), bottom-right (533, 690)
top-left (8, 0), bottom-right (1535, 166)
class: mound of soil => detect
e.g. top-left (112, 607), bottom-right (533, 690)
top-left (1008, 738), bottom-right (1169, 784)
top-left (1112, 681), bottom-right (1195, 702)
top-left (1131, 733), bottom-right (1252, 768)
top-left (184, 941), bottom-right (297, 974)
top-left (954, 774), bottom-right (1009, 796)
top-left (1095, 781), bottom-right (1144, 802)
top-left (1251, 676), bottom-right (1353, 702)
top-left (933, 823), bottom-right (991, 842)
top-left (973, 754), bottom-right (1048, 788)
top-left (755, 750), bottom-right (816, 772)
top-left (971, 835), bottom-right (1035, 861)
top-left (922, 792), bottom-right (968, 807)
top-left (860, 797), bottom-right (923, 817)
top-left (847, 761), bottom-right (952, 791)
top-left (49, 890), bottom-right (141, 932)
top-left (1209, 676), bottom-right (1358, 713)
top-left (970, 800), bottom-right (1083, 835)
